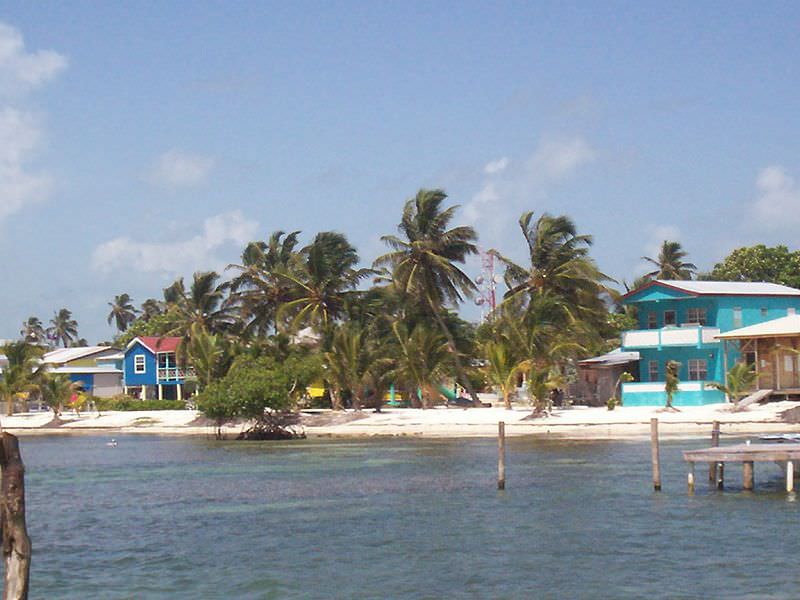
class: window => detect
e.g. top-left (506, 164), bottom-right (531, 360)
top-left (686, 308), bottom-right (707, 326)
top-left (647, 313), bottom-right (657, 329)
top-left (744, 352), bottom-right (756, 366)
top-left (648, 360), bottom-right (659, 381)
top-left (688, 359), bottom-right (707, 381)
top-left (663, 310), bottom-right (676, 326)
top-left (134, 355), bottom-right (146, 374)
top-left (733, 307), bottom-right (743, 328)
top-left (761, 307), bottom-right (768, 317)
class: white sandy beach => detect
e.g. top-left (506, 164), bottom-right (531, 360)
top-left (3, 401), bottom-right (800, 439)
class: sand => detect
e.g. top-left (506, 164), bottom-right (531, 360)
top-left (3, 400), bottom-right (800, 439)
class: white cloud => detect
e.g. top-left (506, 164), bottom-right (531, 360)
top-left (92, 210), bottom-right (259, 274)
top-left (753, 165), bottom-right (800, 229)
top-left (638, 225), bottom-right (682, 273)
top-left (463, 136), bottom-right (595, 237)
top-left (0, 107), bottom-right (51, 219)
top-left (484, 157), bottom-right (509, 174)
top-left (147, 149), bottom-right (215, 188)
top-left (0, 22), bottom-right (67, 96)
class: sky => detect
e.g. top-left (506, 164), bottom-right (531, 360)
top-left (2, 2), bottom-right (800, 342)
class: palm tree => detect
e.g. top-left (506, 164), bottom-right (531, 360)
top-left (182, 323), bottom-right (231, 391)
top-left (279, 232), bottom-right (371, 330)
top-left (40, 374), bottom-right (78, 419)
top-left (163, 271), bottom-right (235, 336)
top-left (483, 339), bottom-right (525, 410)
top-left (140, 298), bottom-right (165, 322)
top-left (711, 362), bottom-right (758, 410)
top-left (664, 360), bottom-right (681, 411)
top-left (20, 316), bottom-right (46, 344)
top-left (389, 322), bottom-right (451, 409)
top-left (376, 189), bottom-right (480, 405)
top-left (228, 230), bottom-right (302, 336)
top-left (0, 342), bottom-right (46, 416)
top-left (48, 309), bottom-right (79, 347)
top-left (642, 241), bottom-right (697, 281)
top-left (492, 211), bottom-right (610, 329)
top-left (107, 293), bottom-right (139, 332)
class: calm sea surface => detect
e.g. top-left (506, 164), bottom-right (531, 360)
top-left (14, 433), bottom-right (800, 599)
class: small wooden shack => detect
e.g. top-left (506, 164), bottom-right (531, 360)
top-left (716, 314), bottom-right (800, 398)
top-left (575, 350), bottom-right (639, 406)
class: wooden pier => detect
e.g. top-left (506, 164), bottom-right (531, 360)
top-left (683, 443), bottom-right (800, 493)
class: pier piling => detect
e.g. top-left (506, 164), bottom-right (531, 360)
top-left (497, 421), bottom-right (506, 490)
top-left (709, 421), bottom-right (720, 482)
top-left (743, 461), bottom-right (754, 491)
top-left (787, 461), bottom-right (794, 493)
top-left (687, 461), bottom-right (695, 493)
top-left (650, 418), bottom-right (661, 491)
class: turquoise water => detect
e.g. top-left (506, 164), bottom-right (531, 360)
top-left (15, 434), bottom-right (800, 599)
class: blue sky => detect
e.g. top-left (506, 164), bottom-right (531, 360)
top-left (3, 2), bottom-right (800, 341)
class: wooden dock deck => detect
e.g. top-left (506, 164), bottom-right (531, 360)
top-left (683, 443), bottom-right (800, 492)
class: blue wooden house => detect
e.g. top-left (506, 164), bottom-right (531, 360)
top-left (123, 336), bottom-right (192, 401)
top-left (618, 280), bottom-right (800, 406)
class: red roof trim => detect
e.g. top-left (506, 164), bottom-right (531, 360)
top-left (129, 336), bottom-right (182, 354)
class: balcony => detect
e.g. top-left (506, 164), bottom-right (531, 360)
top-left (157, 366), bottom-right (195, 382)
top-left (621, 326), bottom-right (721, 349)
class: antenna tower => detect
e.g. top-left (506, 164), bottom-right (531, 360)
top-left (475, 247), bottom-right (498, 321)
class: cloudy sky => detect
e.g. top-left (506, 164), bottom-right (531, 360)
top-left (2, 3), bottom-right (800, 341)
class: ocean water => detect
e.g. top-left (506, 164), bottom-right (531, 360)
top-left (14, 433), bottom-right (800, 599)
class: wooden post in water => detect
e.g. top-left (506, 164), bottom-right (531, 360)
top-left (717, 463), bottom-right (724, 490)
top-left (787, 461), bottom-right (794, 493)
top-left (743, 461), bottom-right (754, 491)
top-left (709, 421), bottom-right (720, 482)
top-left (687, 461), bottom-right (695, 494)
top-left (0, 433), bottom-right (31, 600)
top-left (497, 421), bottom-right (506, 490)
top-left (650, 418), bottom-right (661, 491)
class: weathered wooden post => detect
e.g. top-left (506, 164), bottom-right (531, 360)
top-left (717, 463), bottom-right (724, 489)
top-left (787, 461), bottom-right (794, 493)
top-left (0, 433), bottom-right (31, 600)
top-left (687, 461), bottom-right (695, 494)
top-left (743, 460), bottom-right (754, 491)
top-left (497, 421), bottom-right (506, 490)
top-left (709, 421), bottom-right (720, 481)
top-left (651, 418), bottom-right (661, 491)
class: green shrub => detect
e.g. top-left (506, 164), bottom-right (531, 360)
top-left (93, 397), bottom-right (186, 411)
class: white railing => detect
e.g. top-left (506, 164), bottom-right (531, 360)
top-left (622, 327), bottom-right (721, 348)
top-left (157, 367), bottom-right (195, 382)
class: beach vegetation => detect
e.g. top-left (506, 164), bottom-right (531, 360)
top-left (642, 240), bottom-right (697, 281)
top-left (664, 360), bottom-right (681, 411)
top-left (704, 244), bottom-right (800, 288)
top-left (48, 308), bottom-right (79, 348)
top-left (107, 293), bottom-right (139, 333)
top-left (710, 363), bottom-right (758, 410)
top-left (0, 342), bottom-right (46, 416)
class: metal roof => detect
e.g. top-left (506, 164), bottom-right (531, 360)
top-left (42, 346), bottom-right (119, 364)
top-left (624, 280), bottom-right (800, 300)
top-left (716, 314), bottom-right (800, 339)
top-left (578, 349), bottom-right (640, 367)
top-left (50, 366), bottom-right (123, 374)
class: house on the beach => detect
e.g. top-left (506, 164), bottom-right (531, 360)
top-left (716, 314), bottom-right (800, 398)
top-left (43, 346), bottom-right (123, 397)
top-left (122, 336), bottom-right (193, 401)
top-left (589, 280), bottom-right (800, 407)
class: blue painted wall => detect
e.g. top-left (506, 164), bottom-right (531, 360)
top-left (123, 342), bottom-right (156, 386)
top-left (69, 373), bottom-right (94, 391)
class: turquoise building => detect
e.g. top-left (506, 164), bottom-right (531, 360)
top-left (619, 280), bottom-right (800, 406)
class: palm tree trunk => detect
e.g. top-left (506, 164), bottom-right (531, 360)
top-left (503, 387), bottom-right (511, 410)
top-left (428, 300), bottom-right (482, 407)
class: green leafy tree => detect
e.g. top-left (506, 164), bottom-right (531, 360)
top-left (182, 323), bottom-right (233, 391)
top-left (0, 342), bottom-right (46, 415)
top-left (40, 374), bottom-right (78, 419)
top-left (642, 241), bottom-right (696, 281)
top-left (664, 360), bottom-right (680, 411)
top-left (163, 271), bottom-right (236, 337)
top-left (48, 308), bottom-right (79, 347)
top-left (710, 362), bottom-right (758, 409)
top-left (376, 189), bottom-right (480, 405)
top-left (705, 245), bottom-right (800, 288)
top-left (107, 293), bottom-right (139, 332)
top-left (140, 298), bottom-right (165, 321)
